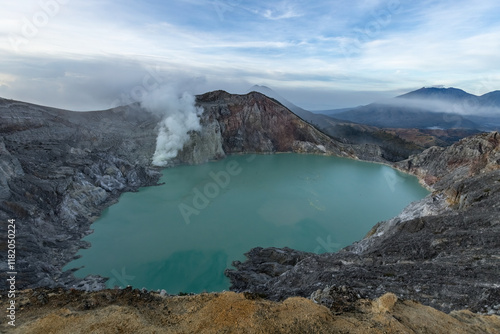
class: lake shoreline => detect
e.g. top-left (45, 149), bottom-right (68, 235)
top-left (66, 154), bottom-right (428, 294)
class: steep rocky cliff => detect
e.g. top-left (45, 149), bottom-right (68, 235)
top-left (395, 131), bottom-right (500, 188)
top-left (0, 99), bottom-right (166, 290)
top-left (176, 90), bottom-right (357, 164)
top-left (226, 132), bottom-right (500, 315)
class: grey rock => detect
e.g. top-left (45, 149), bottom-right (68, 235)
top-left (0, 99), bottom-right (162, 290)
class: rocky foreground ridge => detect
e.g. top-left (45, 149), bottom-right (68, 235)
top-left (2, 288), bottom-right (500, 333)
top-left (0, 91), bottom-right (499, 331)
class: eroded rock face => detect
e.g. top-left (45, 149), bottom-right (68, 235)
top-left (174, 91), bottom-right (357, 165)
top-left (226, 132), bottom-right (500, 315)
top-left (0, 99), bottom-right (162, 290)
top-left (197, 91), bottom-right (348, 156)
top-left (173, 112), bottom-right (226, 165)
top-left (395, 131), bottom-right (500, 188)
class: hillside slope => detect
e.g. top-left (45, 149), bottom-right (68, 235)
top-left (334, 87), bottom-right (500, 130)
top-left (248, 85), bottom-right (427, 161)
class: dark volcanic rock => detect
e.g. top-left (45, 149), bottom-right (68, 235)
top-left (0, 99), bottom-right (162, 290)
top-left (226, 132), bottom-right (500, 315)
top-left (395, 131), bottom-right (500, 188)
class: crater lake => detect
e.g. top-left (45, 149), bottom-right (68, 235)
top-left (65, 154), bottom-right (429, 294)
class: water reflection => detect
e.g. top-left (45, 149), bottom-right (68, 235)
top-left (64, 154), bottom-right (429, 294)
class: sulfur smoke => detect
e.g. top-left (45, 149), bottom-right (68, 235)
top-left (140, 86), bottom-right (203, 166)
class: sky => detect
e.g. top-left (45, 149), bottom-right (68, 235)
top-left (1, 0), bottom-right (499, 111)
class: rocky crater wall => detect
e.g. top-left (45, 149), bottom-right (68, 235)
top-left (1, 93), bottom-right (499, 317)
top-left (0, 91), bottom-right (361, 290)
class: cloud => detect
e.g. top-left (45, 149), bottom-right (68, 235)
top-left (140, 86), bottom-right (203, 167)
top-left (376, 92), bottom-right (500, 116)
top-left (0, 0), bottom-right (499, 110)
top-left (260, 3), bottom-right (303, 20)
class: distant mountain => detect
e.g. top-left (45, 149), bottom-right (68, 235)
top-left (247, 85), bottom-right (427, 160)
top-left (397, 87), bottom-right (476, 102)
top-left (316, 107), bottom-right (354, 116)
top-left (398, 87), bottom-right (500, 109)
top-left (334, 87), bottom-right (500, 130)
top-left (480, 90), bottom-right (500, 109)
top-left (334, 103), bottom-right (478, 129)
top-left (247, 85), bottom-right (491, 160)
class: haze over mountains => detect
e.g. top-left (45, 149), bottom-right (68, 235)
top-left (333, 87), bottom-right (500, 130)
top-left (250, 85), bottom-right (500, 131)
top-left (249, 85), bottom-right (423, 161)
top-left (248, 85), bottom-right (493, 161)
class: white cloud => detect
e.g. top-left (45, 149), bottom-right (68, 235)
top-left (0, 0), bottom-right (499, 110)
top-left (261, 7), bottom-right (302, 20)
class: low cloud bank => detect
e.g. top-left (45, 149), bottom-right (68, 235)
top-left (385, 96), bottom-right (500, 116)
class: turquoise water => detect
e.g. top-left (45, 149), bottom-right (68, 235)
top-left (65, 154), bottom-right (429, 293)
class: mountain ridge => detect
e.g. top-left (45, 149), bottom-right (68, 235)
top-left (334, 86), bottom-right (500, 130)
top-left (248, 85), bottom-right (313, 121)
top-left (396, 87), bottom-right (477, 101)
top-left (247, 86), bottom-right (431, 161)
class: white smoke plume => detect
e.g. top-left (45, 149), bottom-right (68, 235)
top-left (140, 86), bottom-right (203, 167)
